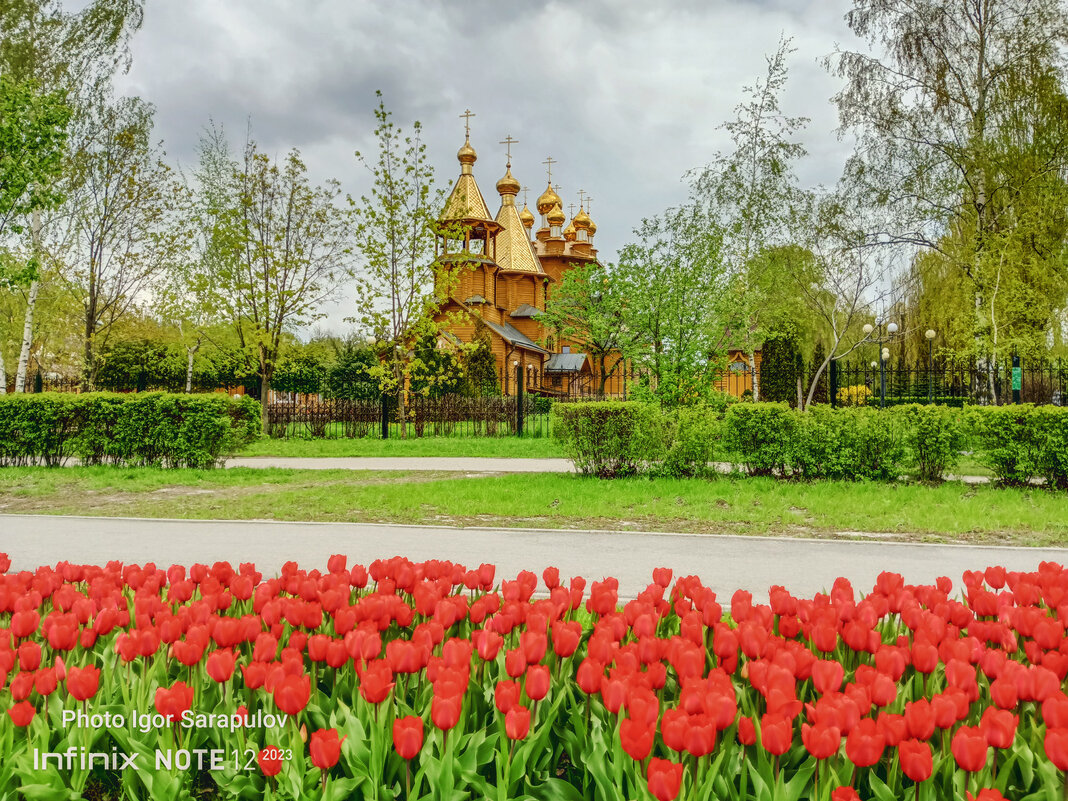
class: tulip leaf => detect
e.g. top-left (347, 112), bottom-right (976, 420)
top-left (867, 771), bottom-right (899, 801)
top-left (527, 777), bottom-right (585, 801)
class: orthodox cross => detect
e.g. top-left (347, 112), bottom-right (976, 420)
top-left (499, 135), bottom-right (518, 165)
top-left (584, 196), bottom-right (593, 215)
top-left (577, 189), bottom-right (586, 210)
top-left (521, 187), bottom-right (529, 206)
top-left (460, 109), bottom-right (475, 138)
top-left (568, 203), bottom-right (576, 218)
top-left (542, 156), bottom-right (556, 183)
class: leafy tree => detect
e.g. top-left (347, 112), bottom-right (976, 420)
top-left (759, 334), bottom-right (803, 406)
top-left (59, 95), bottom-right (183, 389)
top-left (461, 321), bottom-right (498, 397)
top-left (0, 75), bottom-right (70, 243)
top-left (409, 332), bottom-right (463, 398)
top-left (1, 0), bottom-right (145, 392)
top-left (350, 93), bottom-right (455, 429)
top-left (324, 336), bottom-right (379, 400)
top-left (214, 134), bottom-right (350, 427)
top-left (691, 35), bottom-right (809, 399)
top-left (810, 340), bottom-right (829, 405)
top-left (616, 203), bottom-right (726, 403)
top-left (827, 0), bottom-right (1068, 380)
top-left (541, 261), bottom-right (634, 396)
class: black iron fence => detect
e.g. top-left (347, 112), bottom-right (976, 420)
top-left (8, 360), bottom-right (1065, 440)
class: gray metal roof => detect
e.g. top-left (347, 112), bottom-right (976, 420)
top-left (509, 303), bottom-right (543, 318)
top-left (464, 295), bottom-right (489, 304)
top-left (545, 352), bottom-right (588, 372)
top-left (482, 319), bottom-right (549, 354)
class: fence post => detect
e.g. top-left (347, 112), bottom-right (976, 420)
top-left (829, 359), bottom-right (838, 408)
top-left (1012, 351), bottom-right (1021, 404)
top-left (380, 393), bottom-right (389, 439)
top-left (515, 361), bottom-right (524, 437)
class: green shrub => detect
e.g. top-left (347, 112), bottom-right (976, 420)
top-left (791, 406), bottom-right (905, 481)
top-left (895, 404), bottom-right (965, 481)
top-left (967, 405), bottom-right (1040, 485)
top-left (658, 404), bottom-right (719, 478)
top-left (723, 403), bottom-right (795, 477)
top-left (0, 392), bottom-right (261, 468)
top-left (551, 401), bottom-right (660, 478)
top-left (1031, 406), bottom-right (1068, 490)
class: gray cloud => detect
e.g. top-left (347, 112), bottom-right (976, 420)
top-left (108, 0), bottom-right (864, 334)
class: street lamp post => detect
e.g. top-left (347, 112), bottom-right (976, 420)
top-left (863, 321), bottom-right (898, 408)
top-left (925, 329), bottom-right (936, 404)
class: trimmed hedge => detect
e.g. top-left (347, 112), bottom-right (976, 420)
top-left (0, 392), bottom-right (261, 468)
top-left (555, 399), bottom-right (1068, 489)
top-left (551, 401), bottom-right (660, 478)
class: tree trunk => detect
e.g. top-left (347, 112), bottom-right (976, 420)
top-left (259, 372), bottom-right (270, 434)
top-left (394, 356), bottom-right (407, 439)
top-left (14, 280), bottom-right (40, 393)
top-left (15, 210), bottom-right (43, 393)
top-left (804, 352), bottom-right (836, 411)
top-left (185, 338), bottom-right (201, 394)
top-left (748, 351), bottom-right (760, 401)
top-left (0, 351), bottom-right (6, 394)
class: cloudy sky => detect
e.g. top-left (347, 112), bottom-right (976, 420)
top-left (107, 0), bottom-right (865, 335)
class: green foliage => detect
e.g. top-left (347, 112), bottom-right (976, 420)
top-left (273, 351), bottom-right (329, 396)
top-left (792, 406), bottom-right (905, 481)
top-left (894, 404), bottom-right (965, 482)
top-left (967, 405), bottom-right (1068, 487)
top-left (658, 404), bottom-right (720, 478)
top-left (0, 74), bottom-right (71, 244)
top-left (551, 401), bottom-right (660, 478)
top-left (409, 332), bottom-right (463, 398)
top-left (460, 326), bottom-right (498, 397)
top-left (323, 338), bottom-right (378, 400)
top-left (722, 402), bottom-right (796, 477)
top-left (0, 392), bottom-right (259, 468)
top-left (759, 335), bottom-right (803, 406)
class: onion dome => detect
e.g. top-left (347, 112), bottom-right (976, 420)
top-left (563, 221), bottom-right (577, 241)
top-left (546, 202), bottom-right (565, 227)
top-left (536, 183), bottom-right (561, 215)
top-left (457, 138), bottom-right (477, 168)
top-left (573, 208), bottom-right (591, 231)
top-left (587, 215), bottom-right (597, 237)
top-left (496, 167), bottom-right (520, 197)
top-left (519, 204), bottom-right (535, 229)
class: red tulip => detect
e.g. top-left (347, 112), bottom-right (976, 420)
top-left (551, 620), bottom-right (582, 658)
top-left (647, 758), bottom-right (684, 801)
top-left (431, 693), bottom-right (462, 731)
top-left (206, 649), bottom-right (236, 683)
top-left (966, 791), bottom-right (1008, 801)
top-left (620, 718), bottom-right (655, 760)
top-left (802, 722), bottom-right (841, 760)
top-left (812, 660), bottom-right (845, 694)
top-left (495, 680), bottom-right (520, 714)
top-left (1044, 728), bottom-right (1068, 771)
top-left (652, 567), bottom-right (673, 588)
top-left (525, 665), bottom-right (551, 702)
top-left (7, 701), bottom-right (35, 727)
top-left (576, 659), bottom-right (603, 695)
top-left (66, 665), bottom-right (101, 702)
top-left (393, 715), bottom-right (424, 759)
top-left (359, 660), bottom-right (394, 704)
top-left (951, 726), bottom-right (988, 772)
top-left (505, 705), bottom-right (531, 740)
top-left (273, 674), bottom-right (311, 716)
top-left (904, 699), bottom-right (935, 741)
top-left (309, 728), bottom-right (345, 771)
top-left (737, 716), bottom-right (756, 746)
top-left (154, 681), bottom-right (194, 723)
top-left (980, 708), bottom-right (1017, 749)
top-left (257, 747), bottom-right (283, 777)
top-left (17, 642), bottom-right (41, 672)
top-left (831, 789), bottom-right (861, 801)
top-left (845, 718), bottom-right (884, 767)
top-left (761, 713), bottom-right (793, 756)
top-left (898, 738), bottom-right (933, 782)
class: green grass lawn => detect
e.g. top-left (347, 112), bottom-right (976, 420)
top-left (238, 435), bottom-right (566, 458)
top-left (2, 466), bottom-right (1066, 546)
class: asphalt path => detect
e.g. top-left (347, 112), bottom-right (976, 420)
top-left (3, 514), bottom-right (1064, 602)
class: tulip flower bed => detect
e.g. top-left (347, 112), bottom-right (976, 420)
top-left (4, 553), bottom-right (1068, 801)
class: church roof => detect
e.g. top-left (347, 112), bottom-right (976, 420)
top-left (509, 303), bottom-right (542, 318)
top-left (442, 172), bottom-right (495, 223)
top-left (481, 319), bottom-right (549, 354)
top-left (494, 180), bottom-right (544, 275)
top-left (545, 352), bottom-right (589, 372)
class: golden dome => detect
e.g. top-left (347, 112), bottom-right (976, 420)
top-left (587, 216), bottom-right (597, 236)
top-left (495, 167), bottom-right (520, 196)
top-left (536, 183), bottom-right (561, 215)
top-left (573, 208), bottom-right (591, 230)
top-left (563, 221), bottom-right (577, 241)
top-left (547, 202), bottom-right (565, 226)
top-left (519, 204), bottom-right (535, 229)
top-left (457, 138), bottom-right (477, 166)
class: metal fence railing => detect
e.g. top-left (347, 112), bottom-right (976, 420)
top-left (8, 360), bottom-right (1064, 440)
